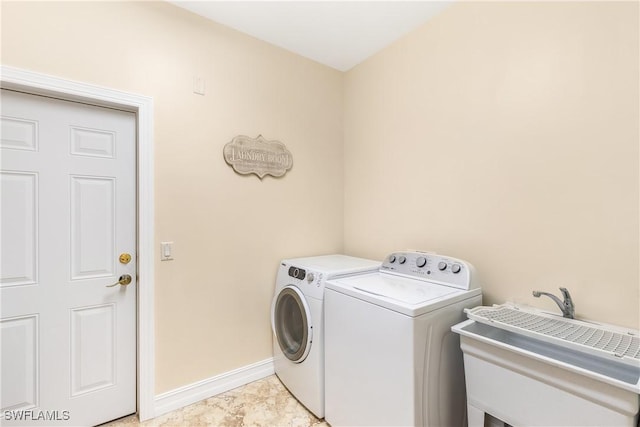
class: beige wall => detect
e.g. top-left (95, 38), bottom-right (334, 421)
top-left (2, 0), bottom-right (638, 398)
top-left (343, 1), bottom-right (639, 329)
top-left (1, 1), bottom-right (344, 393)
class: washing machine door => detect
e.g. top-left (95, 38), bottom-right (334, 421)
top-left (272, 285), bottom-right (313, 363)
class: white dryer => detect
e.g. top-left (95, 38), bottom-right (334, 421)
top-left (324, 251), bottom-right (482, 427)
top-left (271, 254), bottom-right (379, 418)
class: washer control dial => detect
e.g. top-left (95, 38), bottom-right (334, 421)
top-left (379, 251), bottom-right (474, 290)
top-left (307, 273), bottom-right (315, 283)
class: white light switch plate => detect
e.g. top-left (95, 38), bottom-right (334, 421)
top-left (193, 77), bottom-right (205, 95)
top-left (161, 242), bottom-right (174, 261)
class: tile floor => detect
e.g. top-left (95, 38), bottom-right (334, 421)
top-left (103, 375), bottom-right (328, 427)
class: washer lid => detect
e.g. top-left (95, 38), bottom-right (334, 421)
top-left (350, 274), bottom-right (458, 304)
top-left (326, 272), bottom-right (480, 316)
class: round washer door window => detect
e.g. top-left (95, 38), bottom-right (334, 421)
top-left (273, 286), bottom-right (313, 363)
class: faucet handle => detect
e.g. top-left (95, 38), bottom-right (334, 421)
top-left (559, 287), bottom-right (575, 309)
top-left (559, 287), bottom-right (571, 299)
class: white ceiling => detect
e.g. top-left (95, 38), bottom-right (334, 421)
top-left (169, 1), bottom-right (453, 71)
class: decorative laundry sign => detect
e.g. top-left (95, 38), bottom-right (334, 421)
top-left (224, 135), bottom-right (293, 179)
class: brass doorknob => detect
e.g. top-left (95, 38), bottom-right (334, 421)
top-left (106, 274), bottom-right (132, 287)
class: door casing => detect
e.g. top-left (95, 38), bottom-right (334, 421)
top-left (1, 65), bottom-right (156, 421)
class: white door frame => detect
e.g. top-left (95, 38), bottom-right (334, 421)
top-left (1, 65), bottom-right (156, 421)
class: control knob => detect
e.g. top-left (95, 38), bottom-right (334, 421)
top-left (398, 256), bottom-right (406, 264)
top-left (416, 257), bottom-right (427, 268)
top-left (389, 255), bottom-right (396, 263)
top-left (438, 262), bottom-right (447, 271)
top-left (451, 264), bottom-right (461, 274)
top-left (307, 273), bottom-right (315, 283)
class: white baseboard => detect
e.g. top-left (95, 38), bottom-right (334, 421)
top-left (153, 358), bottom-right (275, 418)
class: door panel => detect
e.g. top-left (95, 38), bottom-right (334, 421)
top-left (0, 89), bottom-right (136, 426)
top-left (70, 126), bottom-right (115, 159)
top-left (70, 304), bottom-right (116, 396)
top-left (0, 172), bottom-right (38, 287)
top-left (70, 176), bottom-right (116, 280)
top-left (0, 315), bottom-right (38, 411)
top-left (0, 116), bottom-right (38, 151)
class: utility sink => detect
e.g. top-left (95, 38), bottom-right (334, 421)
top-left (452, 304), bottom-right (640, 427)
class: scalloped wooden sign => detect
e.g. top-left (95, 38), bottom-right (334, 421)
top-left (223, 135), bottom-right (293, 179)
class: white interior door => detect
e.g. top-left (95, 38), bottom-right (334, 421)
top-left (1, 89), bottom-right (136, 426)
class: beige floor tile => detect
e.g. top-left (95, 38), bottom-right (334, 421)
top-left (102, 375), bottom-right (328, 427)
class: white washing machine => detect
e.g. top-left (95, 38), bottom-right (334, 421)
top-left (324, 250), bottom-right (482, 427)
top-left (271, 254), bottom-right (379, 418)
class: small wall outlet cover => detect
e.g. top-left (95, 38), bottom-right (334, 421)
top-left (160, 241), bottom-right (174, 261)
top-left (193, 77), bottom-right (205, 95)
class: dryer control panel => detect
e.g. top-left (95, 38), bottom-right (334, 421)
top-left (276, 255), bottom-right (380, 300)
top-left (380, 251), bottom-right (480, 290)
top-left (288, 266), bottom-right (307, 280)
top-left (277, 263), bottom-right (324, 299)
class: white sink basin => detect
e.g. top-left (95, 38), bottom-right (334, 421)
top-left (452, 304), bottom-right (640, 427)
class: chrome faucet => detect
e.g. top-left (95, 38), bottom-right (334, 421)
top-left (532, 287), bottom-right (575, 319)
